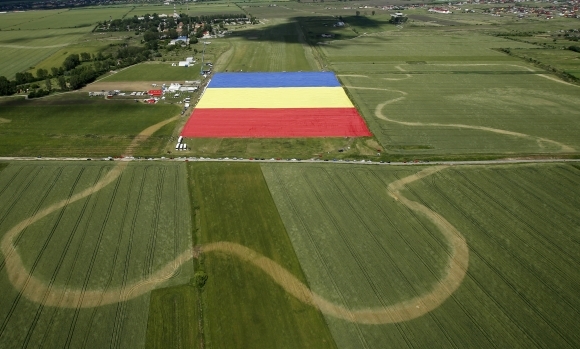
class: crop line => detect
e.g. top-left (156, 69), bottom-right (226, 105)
top-left (0, 167), bottom-right (43, 256)
top-left (329, 168), bottom-right (431, 313)
top-left (0, 164), bottom-right (26, 198)
top-left (23, 168), bottom-right (94, 349)
top-left (432, 171), bottom-right (553, 347)
top-left (38, 166), bottom-right (107, 349)
top-left (469, 170), bottom-right (580, 302)
top-left (457, 170), bottom-right (577, 272)
top-left (310, 169), bottom-right (388, 308)
top-left (65, 169), bottom-right (123, 349)
top-left (450, 170), bottom-right (576, 346)
top-left (388, 170), bottom-right (498, 346)
top-left (143, 167), bottom-right (166, 278)
top-left (110, 167), bottom-right (148, 349)
top-left (490, 170), bottom-right (580, 261)
top-left (3, 167), bottom-right (84, 344)
top-left (81, 168), bottom-right (137, 348)
top-left (0, 166), bottom-right (65, 338)
top-left (542, 166), bottom-right (580, 205)
top-left (345, 169), bottom-right (445, 347)
top-left (270, 166), bottom-right (373, 347)
top-left (388, 171), bottom-right (465, 345)
top-left (303, 170), bottom-right (380, 346)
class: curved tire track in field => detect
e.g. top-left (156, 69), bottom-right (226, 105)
top-left (0, 116), bottom-right (177, 308)
top-left (199, 166), bottom-right (469, 324)
top-left (344, 85), bottom-right (575, 152)
top-left (2, 137), bottom-right (470, 324)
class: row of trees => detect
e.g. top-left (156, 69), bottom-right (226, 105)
top-left (0, 43), bottom-right (154, 97)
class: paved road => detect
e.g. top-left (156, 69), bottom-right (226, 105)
top-left (1, 156), bottom-right (579, 166)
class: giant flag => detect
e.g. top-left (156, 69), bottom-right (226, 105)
top-left (181, 72), bottom-right (372, 138)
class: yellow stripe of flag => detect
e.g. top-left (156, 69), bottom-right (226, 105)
top-left (196, 87), bottom-right (355, 109)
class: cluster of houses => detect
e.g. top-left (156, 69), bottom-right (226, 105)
top-left (482, 3), bottom-right (579, 19)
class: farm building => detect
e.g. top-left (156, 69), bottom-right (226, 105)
top-left (170, 36), bottom-right (189, 45)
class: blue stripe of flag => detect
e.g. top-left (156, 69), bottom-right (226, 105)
top-left (207, 72), bottom-right (341, 88)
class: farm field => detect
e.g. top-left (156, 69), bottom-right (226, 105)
top-left (188, 162), bottom-right (336, 349)
top-left (145, 283), bottom-right (199, 349)
top-left (340, 66), bottom-right (580, 155)
top-left (0, 161), bottom-right (193, 348)
top-left (101, 62), bottom-right (203, 82)
top-left (0, 7), bottom-right (133, 30)
top-left (508, 48), bottom-right (580, 79)
top-left (130, 3), bottom-right (244, 17)
top-left (215, 18), bottom-right (318, 72)
top-left (261, 162), bottom-right (580, 348)
top-left (0, 28), bottom-right (92, 79)
top-left (303, 28), bottom-right (580, 157)
top-left (0, 96), bottom-right (180, 157)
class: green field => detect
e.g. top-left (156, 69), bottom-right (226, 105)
top-left (216, 18), bottom-right (319, 72)
top-left (102, 62), bottom-right (203, 82)
top-left (262, 162), bottom-right (580, 348)
top-left (340, 68), bottom-right (580, 155)
top-left (0, 96), bottom-right (179, 157)
top-left (146, 283), bottom-right (199, 349)
top-left (0, 161), bottom-right (193, 348)
top-left (509, 48), bottom-right (580, 79)
top-left (189, 162), bottom-right (336, 348)
top-left (0, 28), bottom-right (92, 79)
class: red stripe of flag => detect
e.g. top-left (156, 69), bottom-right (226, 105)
top-left (181, 108), bottom-right (372, 138)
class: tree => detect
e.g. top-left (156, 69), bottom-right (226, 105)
top-left (36, 68), bottom-right (48, 80)
top-left (143, 30), bottom-right (158, 42)
top-left (15, 72), bottom-right (34, 85)
top-left (0, 76), bottom-right (16, 96)
top-left (80, 52), bottom-right (92, 61)
top-left (50, 67), bottom-right (59, 77)
top-left (168, 28), bottom-right (178, 39)
top-left (356, 10), bottom-right (360, 16)
top-left (63, 54), bottom-right (80, 71)
top-left (372, 10), bottom-right (375, 15)
top-left (57, 75), bottom-right (67, 90)
top-left (45, 78), bottom-right (52, 91)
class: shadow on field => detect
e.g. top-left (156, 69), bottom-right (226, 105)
top-left (233, 16), bottom-right (392, 45)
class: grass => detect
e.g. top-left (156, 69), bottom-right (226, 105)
top-left (261, 162), bottom-right (580, 348)
top-left (188, 162), bottom-right (336, 349)
top-left (0, 96), bottom-right (180, 157)
top-left (102, 62), bottom-right (203, 82)
top-left (0, 161), bottom-right (193, 348)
